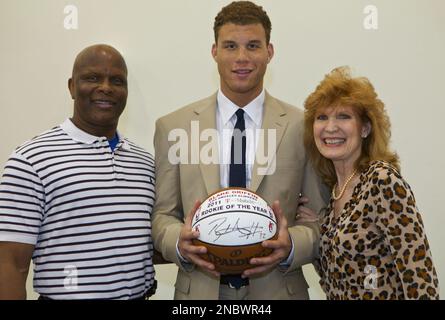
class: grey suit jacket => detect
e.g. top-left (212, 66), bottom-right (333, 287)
top-left (152, 92), bottom-right (327, 299)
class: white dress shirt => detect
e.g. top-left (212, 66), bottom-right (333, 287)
top-left (177, 89), bottom-right (294, 268)
top-left (216, 89), bottom-right (264, 189)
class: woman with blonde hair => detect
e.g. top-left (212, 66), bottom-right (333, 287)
top-left (303, 66), bottom-right (439, 299)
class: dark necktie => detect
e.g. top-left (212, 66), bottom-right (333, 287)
top-left (229, 109), bottom-right (246, 188)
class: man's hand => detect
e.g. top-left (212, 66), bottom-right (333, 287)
top-left (242, 200), bottom-right (291, 278)
top-left (296, 195), bottom-right (319, 223)
top-left (177, 200), bottom-right (220, 277)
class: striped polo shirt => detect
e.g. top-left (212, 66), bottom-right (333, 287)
top-left (0, 119), bottom-right (155, 299)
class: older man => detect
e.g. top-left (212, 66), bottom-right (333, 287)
top-left (0, 45), bottom-right (156, 300)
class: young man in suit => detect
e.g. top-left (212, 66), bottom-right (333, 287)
top-left (152, 1), bottom-right (327, 300)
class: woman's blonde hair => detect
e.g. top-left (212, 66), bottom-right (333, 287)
top-left (304, 66), bottom-right (399, 187)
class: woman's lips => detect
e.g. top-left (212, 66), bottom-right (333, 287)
top-left (323, 138), bottom-right (346, 145)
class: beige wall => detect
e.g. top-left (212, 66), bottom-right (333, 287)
top-left (1, 0), bottom-right (444, 299)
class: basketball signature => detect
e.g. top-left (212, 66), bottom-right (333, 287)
top-left (207, 217), bottom-right (266, 242)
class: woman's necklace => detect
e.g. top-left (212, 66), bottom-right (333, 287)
top-left (332, 169), bottom-right (358, 201)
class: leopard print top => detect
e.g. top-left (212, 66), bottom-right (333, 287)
top-left (317, 160), bottom-right (439, 299)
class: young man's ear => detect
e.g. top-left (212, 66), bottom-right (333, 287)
top-left (211, 43), bottom-right (218, 61)
top-left (267, 43), bottom-right (274, 63)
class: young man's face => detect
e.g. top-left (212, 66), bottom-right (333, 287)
top-left (212, 23), bottom-right (274, 106)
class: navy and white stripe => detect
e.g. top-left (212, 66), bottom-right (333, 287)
top-left (0, 119), bottom-right (155, 299)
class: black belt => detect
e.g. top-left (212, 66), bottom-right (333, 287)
top-left (38, 280), bottom-right (157, 300)
top-left (220, 275), bottom-right (249, 289)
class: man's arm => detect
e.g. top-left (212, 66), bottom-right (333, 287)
top-left (0, 242), bottom-right (34, 300)
top-left (287, 159), bottom-right (329, 270)
top-left (0, 152), bottom-right (44, 299)
top-left (152, 118), bottom-right (186, 266)
top-left (152, 118), bottom-right (217, 275)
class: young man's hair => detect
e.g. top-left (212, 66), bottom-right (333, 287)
top-left (213, 1), bottom-right (272, 44)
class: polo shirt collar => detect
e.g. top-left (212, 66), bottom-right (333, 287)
top-left (60, 118), bottom-right (131, 150)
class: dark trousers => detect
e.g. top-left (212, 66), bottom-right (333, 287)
top-left (38, 281), bottom-right (157, 301)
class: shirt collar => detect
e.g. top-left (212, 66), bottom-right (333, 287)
top-left (217, 89), bottom-right (264, 126)
top-left (60, 119), bottom-right (131, 150)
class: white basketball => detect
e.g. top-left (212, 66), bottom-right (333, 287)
top-left (191, 188), bottom-right (277, 274)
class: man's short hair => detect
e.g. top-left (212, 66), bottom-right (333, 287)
top-left (213, 1), bottom-right (272, 44)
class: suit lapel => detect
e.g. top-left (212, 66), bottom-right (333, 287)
top-left (195, 93), bottom-right (221, 194)
top-left (250, 92), bottom-right (288, 192)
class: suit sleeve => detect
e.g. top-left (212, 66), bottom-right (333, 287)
top-left (152, 118), bottom-right (188, 268)
top-left (288, 157), bottom-right (329, 271)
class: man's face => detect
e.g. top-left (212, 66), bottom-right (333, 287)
top-left (69, 47), bottom-right (128, 137)
top-left (212, 23), bottom-right (273, 106)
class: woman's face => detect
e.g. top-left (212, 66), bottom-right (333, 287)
top-left (313, 105), bottom-right (370, 168)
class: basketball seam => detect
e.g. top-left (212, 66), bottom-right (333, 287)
top-left (193, 239), bottom-right (272, 247)
top-left (193, 209), bottom-right (276, 225)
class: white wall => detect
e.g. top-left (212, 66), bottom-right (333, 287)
top-left (1, 0), bottom-right (444, 299)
